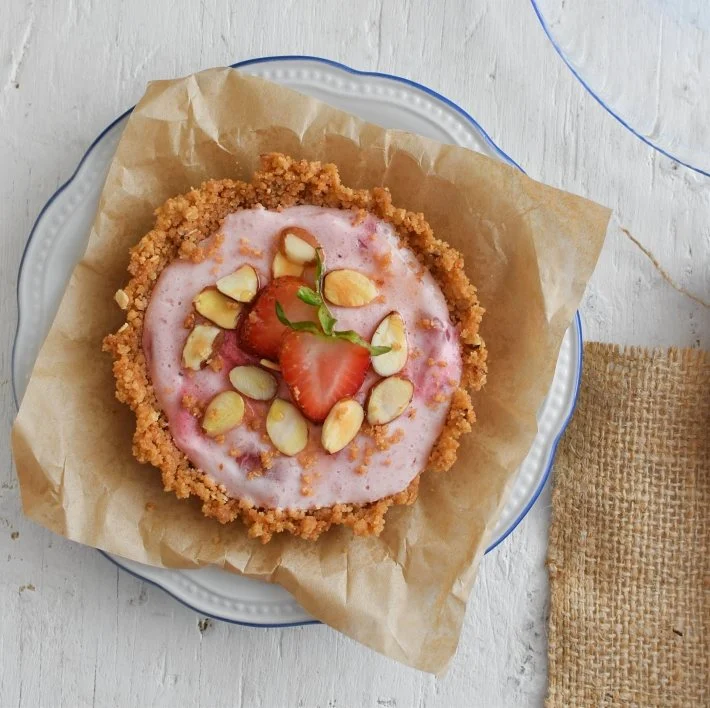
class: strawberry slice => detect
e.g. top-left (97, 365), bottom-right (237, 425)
top-left (238, 277), bottom-right (318, 360)
top-left (279, 330), bottom-right (371, 422)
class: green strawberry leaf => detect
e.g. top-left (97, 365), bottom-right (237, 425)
top-left (296, 286), bottom-right (322, 307)
top-left (314, 247), bottom-right (325, 293)
top-left (334, 329), bottom-right (391, 356)
top-left (318, 304), bottom-right (337, 336)
top-left (275, 301), bottom-right (322, 336)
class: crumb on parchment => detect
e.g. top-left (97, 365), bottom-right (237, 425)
top-left (102, 153), bottom-right (485, 543)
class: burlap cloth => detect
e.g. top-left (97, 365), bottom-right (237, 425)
top-left (547, 343), bottom-right (709, 707)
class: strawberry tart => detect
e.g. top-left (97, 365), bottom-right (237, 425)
top-left (103, 154), bottom-right (487, 542)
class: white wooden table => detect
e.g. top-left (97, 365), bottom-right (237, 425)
top-left (1, 1), bottom-right (708, 706)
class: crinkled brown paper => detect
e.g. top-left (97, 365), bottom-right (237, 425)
top-left (12, 68), bottom-right (610, 672)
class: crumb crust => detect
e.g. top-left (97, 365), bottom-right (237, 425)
top-left (102, 153), bottom-right (487, 542)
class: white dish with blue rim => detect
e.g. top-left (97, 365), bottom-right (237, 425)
top-left (531, 0), bottom-right (710, 177)
top-left (12, 56), bottom-right (582, 627)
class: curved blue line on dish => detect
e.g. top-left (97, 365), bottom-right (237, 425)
top-left (529, 1), bottom-right (710, 178)
top-left (12, 54), bottom-right (581, 628)
top-left (98, 551), bottom-right (321, 629)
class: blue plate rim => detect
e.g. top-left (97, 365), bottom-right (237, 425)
top-left (99, 550), bottom-right (321, 628)
top-left (529, 0), bottom-right (710, 178)
top-left (12, 53), bottom-right (582, 628)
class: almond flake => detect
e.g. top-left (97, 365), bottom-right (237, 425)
top-left (282, 231), bottom-right (318, 265)
top-left (229, 365), bottom-right (278, 401)
top-left (321, 398), bottom-right (364, 454)
top-left (216, 265), bottom-right (259, 303)
top-left (272, 251), bottom-right (304, 278)
top-left (266, 399), bottom-right (308, 456)
top-left (260, 358), bottom-right (281, 372)
top-left (182, 324), bottom-right (222, 370)
top-left (371, 311), bottom-right (408, 376)
top-left (367, 376), bottom-right (414, 426)
top-left (114, 289), bottom-right (130, 310)
top-left (202, 391), bottom-right (245, 437)
top-left (323, 269), bottom-right (378, 307)
top-left (193, 287), bottom-right (242, 329)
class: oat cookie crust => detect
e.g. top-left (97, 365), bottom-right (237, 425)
top-left (103, 154), bottom-right (487, 542)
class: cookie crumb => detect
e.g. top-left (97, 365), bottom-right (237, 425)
top-left (427, 392), bottom-right (448, 408)
top-left (375, 251), bottom-right (393, 271)
top-left (388, 428), bottom-right (405, 446)
top-left (347, 443), bottom-right (360, 462)
top-left (298, 451), bottom-right (317, 469)
top-left (351, 208), bottom-right (367, 226)
top-left (260, 450), bottom-right (277, 471)
top-left (300, 472), bottom-right (315, 497)
top-left (239, 237), bottom-right (263, 257)
top-left (204, 233), bottom-right (225, 261)
top-left (364, 446), bottom-right (375, 464)
top-left (207, 356), bottom-right (224, 372)
top-left (181, 395), bottom-right (203, 418)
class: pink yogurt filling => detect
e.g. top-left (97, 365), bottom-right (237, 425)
top-left (143, 205), bottom-right (462, 510)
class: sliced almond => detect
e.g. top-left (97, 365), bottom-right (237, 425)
top-left (193, 287), bottom-right (242, 329)
top-left (266, 399), bottom-right (309, 456)
top-left (371, 311), bottom-right (408, 376)
top-left (202, 391), bottom-right (245, 437)
top-left (260, 358), bottom-right (281, 372)
top-left (321, 398), bottom-right (364, 454)
top-left (323, 269), bottom-right (378, 307)
top-left (284, 233), bottom-right (317, 265)
top-left (229, 365), bottom-right (278, 401)
top-left (216, 265), bottom-right (259, 303)
top-left (272, 251), bottom-right (304, 278)
top-left (279, 227), bottom-right (319, 265)
top-left (366, 376), bottom-right (414, 426)
top-left (114, 289), bottom-right (130, 310)
top-left (182, 324), bottom-right (222, 370)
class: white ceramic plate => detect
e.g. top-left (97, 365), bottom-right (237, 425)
top-left (13, 56), bottom-right (582, 627)
top-left (531, 0), bottom-right (710, 176)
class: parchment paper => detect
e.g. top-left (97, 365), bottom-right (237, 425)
top-left (12, 68), bottom-right (610, 672)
